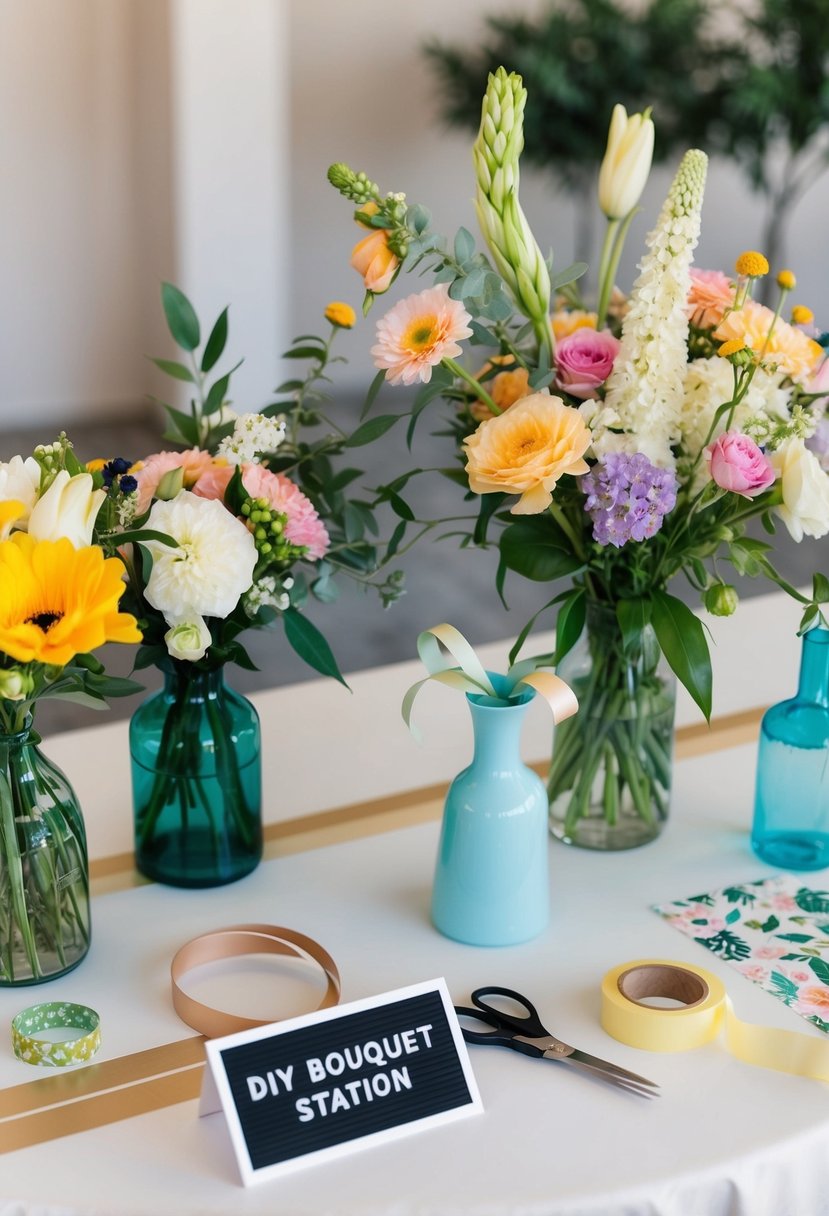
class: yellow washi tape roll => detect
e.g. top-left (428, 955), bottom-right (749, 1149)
top-left (601, 959), bottom-right (829, 1081)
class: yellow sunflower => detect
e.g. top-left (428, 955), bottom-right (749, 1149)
top-left (0, 533), bottom-right (141, 666)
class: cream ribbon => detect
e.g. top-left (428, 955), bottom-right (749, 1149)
top-left (601, 959), bottom-right (829, 1081)
top-left (402, 623), bottom-right (578, 739)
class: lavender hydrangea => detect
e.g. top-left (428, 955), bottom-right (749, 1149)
top-left (582, 452), bottom-right (677, 548)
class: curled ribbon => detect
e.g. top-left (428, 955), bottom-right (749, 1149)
top-left (402, 623), bottom-right (578, 739)
top-left (601, 959), bottom-right (829, 1081)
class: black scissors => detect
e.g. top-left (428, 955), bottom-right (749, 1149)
top-left (455, 986), bottom-right (659, 1099)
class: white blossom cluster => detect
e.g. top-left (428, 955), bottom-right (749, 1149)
top-left (590, 149), bottom-right (708, 469)
top-left (679, 357), bottom-right (789, 458)
top-left (116, 489), bottom-right (139, 529)
top-left (216, 413), bottom-right (286, 465)
top-left (243, 574), bottom-right (294, 618)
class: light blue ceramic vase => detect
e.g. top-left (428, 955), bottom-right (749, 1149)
top-left (431, 673), bottom-right (549, 946)
top-left (752, 626), bottom-right (829, 870)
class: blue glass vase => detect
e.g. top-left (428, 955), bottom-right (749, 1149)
top-left (130, 662), bottom-right (262, 888)
top-left (752, 627), bottom-right (829, 870)
top-left (431, 674), bottom-right (549, 946)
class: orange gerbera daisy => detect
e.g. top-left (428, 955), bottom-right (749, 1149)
top-left (0, 533), bottom-right (141, 666)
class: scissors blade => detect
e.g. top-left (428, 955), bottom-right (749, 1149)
top-left (556, 1055), bottom-right (659, 1098)
top-left (566, 1047), bottom-right (659, 1090)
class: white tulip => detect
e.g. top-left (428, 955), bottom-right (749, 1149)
top-left (598, 104), bottom-right (655, 220)
top-left (27, 471), bottom-right (106, 547)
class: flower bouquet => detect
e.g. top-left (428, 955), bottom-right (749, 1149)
top-left (0, 439), bottom-right (142, 982)
top-left (328, 68), bottom-right (829, 850)
top-left (114, 287), bottom-right (399, 885)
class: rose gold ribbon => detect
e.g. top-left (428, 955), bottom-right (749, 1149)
top-left (170, 924), bottom-right (341, 1039)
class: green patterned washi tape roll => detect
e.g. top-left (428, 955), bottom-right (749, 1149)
top-left (12, 1002), bottom-right (101, 1067)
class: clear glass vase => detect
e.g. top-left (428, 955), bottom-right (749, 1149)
top-left (130, 662), bottom-right (262, 888)
top-left (0, 722), bottom-right (91, 986)
top-left (548, 598), bottom-right (676, 850)
top-left (752, 626), bottom-right (829, 870)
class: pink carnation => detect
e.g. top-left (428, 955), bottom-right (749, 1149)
top-left (687, 269), bottom-right (735, 329)
top-left (706, 432), bottom-right (775, 498)
top-left (193, 462), bottom-right (330, 560)
top-left (554, 328), bottom-right (620, 399)
top-left (134, 448), bottom-right (215, 515)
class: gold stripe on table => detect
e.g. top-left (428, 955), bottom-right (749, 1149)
top-left (91, 704), bottom-right (766, 895)
top-left (4, 702), bottom-right (766, 1153)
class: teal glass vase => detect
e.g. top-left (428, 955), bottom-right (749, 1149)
top-left (0, 721), bottom-right (90, 985)
top-left (130, 662), bottom-right (262, 888)
top-left (431, 674), bottom-right (549, 946)
top-left (752, 626), bottom-right (829, 870)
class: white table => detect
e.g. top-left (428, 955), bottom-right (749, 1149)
top-left (2, 591), bottom-right (827, 1216)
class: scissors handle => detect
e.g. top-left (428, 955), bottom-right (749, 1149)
top-left (471, 986), bottom-right (550, 1039)
top-left (454, 1005), bottom-right (545, 1057)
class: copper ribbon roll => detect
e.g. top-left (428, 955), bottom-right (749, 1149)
top-left (171, 924), bottom-right (341, 1039)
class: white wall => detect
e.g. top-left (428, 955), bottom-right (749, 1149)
top-left (2, 0), bottom-right (828, 429)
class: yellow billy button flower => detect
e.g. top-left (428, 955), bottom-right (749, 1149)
top-left (325, 301), bottom-right (356, 329)
top-left (792, 304), bottom-right (814, 326)
top-left (776, 269), bottom-right (796, 291)
top-left (463, 392), bottom-right (591, 515)
top-left (717, 338), bottom-right (748, 359)
top-left (735, 251), bottom-right (769, 278)
top-left (85, 458), bottom-right (107, 473)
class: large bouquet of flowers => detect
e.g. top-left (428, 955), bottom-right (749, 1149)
top-left (329, 68), bottom-right (829, 850)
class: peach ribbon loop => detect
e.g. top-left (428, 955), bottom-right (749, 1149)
top-left (170, 924), bottom-right (341, 1040)
top-left (402, 622), bottom-right (578, 740)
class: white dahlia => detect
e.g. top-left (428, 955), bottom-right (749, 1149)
top-left (142, 491), bottom-right (257, 622)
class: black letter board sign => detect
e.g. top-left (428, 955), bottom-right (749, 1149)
top-left (201, 978), bottom-right (483, 1185)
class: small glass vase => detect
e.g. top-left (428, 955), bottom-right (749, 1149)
top-left (0, 722), bottom-right (91, 986)
top-left (130, 661), bottom-right (262, 888)
top-left (431, 673), bottom-right (549, 946)
top-left (548, 597), bottom-right (676, 850)
top-left (752, 626), bottom-right (829, 870)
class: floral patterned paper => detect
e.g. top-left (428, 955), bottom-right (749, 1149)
top-left (653, 875), bottom-right (829, 1034)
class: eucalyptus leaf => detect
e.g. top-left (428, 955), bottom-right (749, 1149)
top-left (201, 307), bottom-right (229, 373)
top-left (161, 282), bottom-right (200, 351)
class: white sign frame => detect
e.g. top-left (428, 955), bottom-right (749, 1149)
top-left (201, 976), bottom-right (483, 1186)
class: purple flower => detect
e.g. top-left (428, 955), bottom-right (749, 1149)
top-left (582, 452), bottom-right (677, 548)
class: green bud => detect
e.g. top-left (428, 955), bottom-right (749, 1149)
top-left (260, 542), bottom-right (272, 555)
top-left (704, 584), bottom-right (739, 617)
top-left (255, 527), bottom-right (267, 541)
top-left (156, 466), bottom-right (185, 501)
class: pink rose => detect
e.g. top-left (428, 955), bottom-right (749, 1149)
top-left (754, 945), bottom-right (787, 960)
top-left (706, 433), bottom-right (775, 498)
top-left (555, 328), bottom-right (620, 400)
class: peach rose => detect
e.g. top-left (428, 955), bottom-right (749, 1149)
top-left (687, 269), bottom-right (735, 329)
top-left (351, 228), bottom-right (398, 294)
top-left (463, 392), bottom-right (591, 514)
top-left (471, 357), bottom-right (531, 421)
top-left (714, 300), bottom-right (823, 383)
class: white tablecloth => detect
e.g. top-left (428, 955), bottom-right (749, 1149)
top-left (2, 589), bottom-right (825, 1216)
